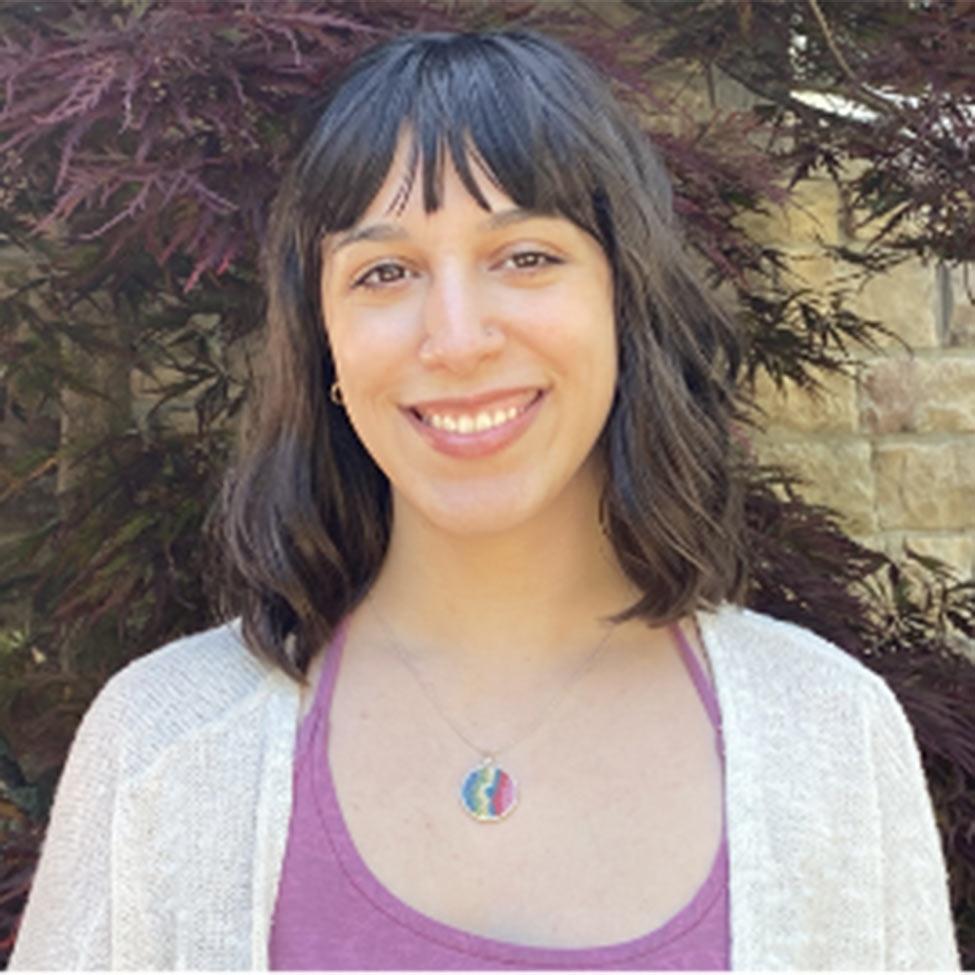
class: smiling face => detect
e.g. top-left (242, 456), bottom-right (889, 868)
top-left (320, 136), bottom-right (617, 537)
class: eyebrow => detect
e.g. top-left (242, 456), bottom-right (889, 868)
top-left (324, 207), bottom-right (553, 258)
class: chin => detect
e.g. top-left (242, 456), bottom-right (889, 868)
top-left (397, 479), bottom-right (550, 537)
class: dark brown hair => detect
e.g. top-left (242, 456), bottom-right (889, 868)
top-left (213, 28), bottom-right (750, 682)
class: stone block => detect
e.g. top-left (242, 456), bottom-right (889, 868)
top-left (858, 358), bottom-right (920, 434)
top-left (738, 178), bottom-right (842, 247)
top-left (751, 368), bottom-right (858, 434)
top-left (781, 251), bottom-right (843, 289)
top-left (874, 441), bottom-right (975, 531)
top-left (850, 532), bottom-right (894, 558)
top-left (752, 437), bottom-right (877, 534)
top-left (849, 260), bottom-right (938, 352)
top-left (945, 263), bottom-right (975, 347)
top-left (860, 356), bottom-right (975, 435)
top-left (914, 359), bottom-right (975, 433)
top-left (897, 533), bottom-right (975, 580)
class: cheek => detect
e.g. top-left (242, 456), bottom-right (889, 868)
top-left (327, 306), bottom-right (416, 397)
top-left (513, 282), bottom-right (616, 378)
top-left (322, 270), bottom-right (414, 383)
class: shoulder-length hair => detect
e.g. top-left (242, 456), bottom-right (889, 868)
top-left (213, 28), bottom-right (750, 682)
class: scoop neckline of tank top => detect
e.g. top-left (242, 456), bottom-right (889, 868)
top-left (300, 614), bottom-right (729, 966)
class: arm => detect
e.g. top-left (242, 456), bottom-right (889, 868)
top-left (871, 678), bottom-right (960, 970)
top-left (8, 681), bottom-right (124, 970)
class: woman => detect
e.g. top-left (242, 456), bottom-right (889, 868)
top-left (11, 28), bottom-right (958, 970)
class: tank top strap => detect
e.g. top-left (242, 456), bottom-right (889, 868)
top-left (297, 615), bottom-right (352, 750)
top-left (318, 615), bottom-right (351, 701)
top-left (668, 620), bottom-right (721, 731)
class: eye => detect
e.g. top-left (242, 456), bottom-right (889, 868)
top-left (352, 262), bottom-right (412, 290)
top-left (503, 251), bottom-right (563, 272)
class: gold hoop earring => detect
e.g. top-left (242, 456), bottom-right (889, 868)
top-left (329, 381), bottom-right (344, 406)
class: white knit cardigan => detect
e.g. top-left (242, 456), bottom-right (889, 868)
top-left (10, 603), bottom-right (960, 970)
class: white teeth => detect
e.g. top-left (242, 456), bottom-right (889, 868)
top-left (422, 402), bottom-right (529, 434)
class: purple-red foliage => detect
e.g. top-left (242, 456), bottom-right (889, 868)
top-left (632, 0), bottom-right (975, 265)
top-left (0, 1), bottom-right (796, 295)
top-left (0, 0), bottom-right (457, 290)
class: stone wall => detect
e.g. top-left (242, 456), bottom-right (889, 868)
top-left (748, 181), bottom-right (975, 579)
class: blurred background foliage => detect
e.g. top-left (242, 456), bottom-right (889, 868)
top-left (0, 0), bottom-right (973, 965)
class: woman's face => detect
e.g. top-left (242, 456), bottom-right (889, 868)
top-left (320, 138), bottom-right (617, 536)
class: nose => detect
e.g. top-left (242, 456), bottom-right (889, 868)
top-left (417, 264), bottom-right (505, 374)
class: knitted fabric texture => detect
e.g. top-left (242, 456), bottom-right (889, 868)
top-left (10, 604), bottom-right (960, 970)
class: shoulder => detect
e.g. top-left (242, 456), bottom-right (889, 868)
top-left (698, 601), bottom-right (883, 686)
top-left (74, 619), bottom-right (296, 777)
top-left (696, 602), bottom-right (904, 731)
top-left (699, 606), bottom-right (957, 968)
top-left (698, 603), bottom-right (932, 837)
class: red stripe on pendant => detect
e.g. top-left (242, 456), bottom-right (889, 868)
top-left (492, 769), bottom-right (511, 815)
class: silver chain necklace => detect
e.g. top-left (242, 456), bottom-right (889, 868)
top-left (368, 601), bottom-right (617, 823)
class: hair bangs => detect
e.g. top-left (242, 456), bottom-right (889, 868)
top-left (303, 32), bottom-right (612, 250)
top-left (409, 36), bottom-right (608, 241)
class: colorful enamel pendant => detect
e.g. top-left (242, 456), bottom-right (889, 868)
top-left (460, 757), bottom-right (518, 822)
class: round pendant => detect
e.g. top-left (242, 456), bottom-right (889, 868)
top-left (460, 759), bottom-right (518, 822)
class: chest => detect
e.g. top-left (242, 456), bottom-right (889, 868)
top-left (322, 640), bottom-right (724, 949)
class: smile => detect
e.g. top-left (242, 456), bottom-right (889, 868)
top-left (402, 390), bottom-right (546, 459)
top-left (417, 401), bottom-right (530, 434)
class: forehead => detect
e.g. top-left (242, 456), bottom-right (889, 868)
top-left (321, 133), bottom-right (522, 261)
top-left (317, 104), bottom-right (614, 271)
top-left (367, 133), bottom-right (510, 221)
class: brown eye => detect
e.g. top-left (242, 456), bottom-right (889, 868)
top-left (505, 251), bottom-right (562, 271)
top-left (353, 262), bottom-right (411, 289)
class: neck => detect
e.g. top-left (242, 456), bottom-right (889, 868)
top-left (363, 466), bottom-right (642, 678)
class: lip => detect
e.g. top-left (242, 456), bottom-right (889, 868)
top-left (405, 386), bottom-right (541, 414)
top-left (401, 389), bottom-right (547, 460)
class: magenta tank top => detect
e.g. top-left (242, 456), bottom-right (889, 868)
top-left (270, 619), bottom-right (730, 970)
